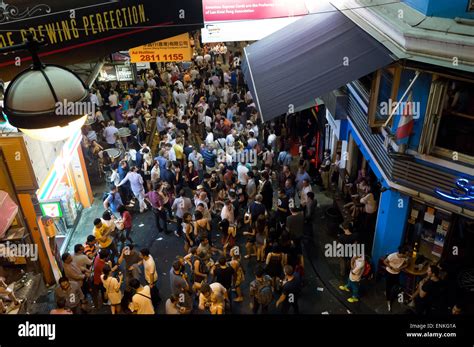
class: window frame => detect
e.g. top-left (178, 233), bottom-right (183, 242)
top-left (368, 64), bottom-right (402, 128)
top-left (420, 75), bottom-right (474, 166)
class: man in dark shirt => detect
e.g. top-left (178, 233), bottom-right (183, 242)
top-left (213, 256), bottom-right (235, 309)
top-left (248, 195), bottom-right (266, 223)
top-left (286, 206), bottom-right (305, 245)
top-left (276, 265), bottom-right (301, 314)
top-left (259, 171), bottom-right (273, 211)
top-left (275, 189), bottom-right (290, 239)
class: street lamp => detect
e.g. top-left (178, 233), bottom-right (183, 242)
top-left (1, 35), bottom-right (90, 142)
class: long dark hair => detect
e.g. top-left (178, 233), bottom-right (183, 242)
top-left (102, 264), bottom-right (111, 280)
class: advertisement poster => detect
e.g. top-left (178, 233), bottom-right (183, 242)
top-left (202, 0), bottom-right (309, 22)
top-left (0, 0), bottom-right (203, 80)
top-left (130, 33), bottom-right (192, 63)
top-left (115, 64), bottom-right (134, 81)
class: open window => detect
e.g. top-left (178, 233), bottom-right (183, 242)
top-left (367, 65), bottom-right (402, 128)
top-left (420, 77), bottom-right (474, 165)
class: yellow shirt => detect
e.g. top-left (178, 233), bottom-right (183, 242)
top-left (93, 224), bottom-right (113, 248)
top-left (173, 144), bottom-right (184, 160)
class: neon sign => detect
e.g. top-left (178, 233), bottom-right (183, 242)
top-left (435, 179), bottom-right (474, 202)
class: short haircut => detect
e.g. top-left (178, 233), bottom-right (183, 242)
top-left (86, 235), bottom-right (96, 243)
top-left (58, 276), bottom-right (69, 285)
top-left (140, 248), bottom-right (150, 257)
top-left (74, 244), bottom-right (84, 253)
top-left (284, 265), bottom-right (294, 276)
top-left (307, 192), bottom-right (315, 200)
top-left (61, 253), bottom-right (70, 262)
top-left (93, 218), bottom-right (102, 226)
top-left (172, 260), bottom-right (181, 271)
top-left (218, 256), bottom-right (227, 266)
top-left (255, 266), bottom-right (265, 278)
top-left (129, 278), bottom-right (141, 289)
top-left (200, 283), bottom-right (211, 295)
top-left (56, 297), bottom-right (67, 309)
top-left (99, 249), bottom-right (109, 259)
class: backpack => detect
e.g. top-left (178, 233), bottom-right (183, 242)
top-left (253, 275), bottom-right (273, 306)
top-left (362, 260), bottom-right (373, 279)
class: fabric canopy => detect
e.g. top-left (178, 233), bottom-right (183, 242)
top-left (242, 3), bottom-right (396, 122)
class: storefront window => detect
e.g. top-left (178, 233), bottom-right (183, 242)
top-left (405, 201), bottom-right (452, 263)
top-left (431, 80), bottom-right (474, 163)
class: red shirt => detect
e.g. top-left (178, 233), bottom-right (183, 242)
top-left (122, 211), bottom-right (132, 229)
top-left (93, 258), bottom-right (106, 285)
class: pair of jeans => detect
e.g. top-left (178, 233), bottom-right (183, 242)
top-left (347, 279), bottom-right (360, 299)
top-left (280, 299), bottom-right (299, 314)
top-left (252, 298), bottom-right (269, 314)
top-left (176, 217), bottom-right (183, 236)
top-left (91, 283), bottom-right (106, 308)
top-left (385, 272), bottom-right (400, 302)
top-left (153, 208), bottom-right (168, 233)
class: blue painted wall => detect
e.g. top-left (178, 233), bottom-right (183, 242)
top-left (403, 0), bottom-right (474, 19)
top-left (390, 70), bottom-right (432, 151)
top-left (372, 190), bottom-right (410, 269)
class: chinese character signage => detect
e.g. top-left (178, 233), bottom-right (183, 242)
top-left (129, 33), bottom-right (192, 63)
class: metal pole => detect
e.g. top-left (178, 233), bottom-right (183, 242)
top-left (383, 70), bottom-right (420, 127)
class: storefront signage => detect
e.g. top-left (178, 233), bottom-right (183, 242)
top-left (129, 33), bottom-right (192, 63)
top-left (202, 0), bottom-right (308, 22)
top-left (435, 178), bottom-right (474, 202)
top-left (40, 201), bottom-right (63, 218)
top-left (0, 0), bottom-right (203, 80)
top-left (115, 64), bottom-right (134, 82)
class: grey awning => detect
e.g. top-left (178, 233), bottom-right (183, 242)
top-left (242, 4), bottom-right (396, 122)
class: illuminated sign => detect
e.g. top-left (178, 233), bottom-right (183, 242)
top-left (202, 0), bottom-right (308, 22)
top-left (129, 33), bottom-right (192, 63)
top-left (40, 201), bottom-right (63, 218)
top-left (435, 178), bottom-right (474, 202)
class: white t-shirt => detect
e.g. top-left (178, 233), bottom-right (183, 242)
top-left (129, 286), bottom-right (155, 314)
top-left (108, 94), bottom-right (118, 107)
top-left (199, 282), bottom-right (227, 311)
top-left (237, 164), bottom-right (249, 185)
top-left (349, 257), bottom-right (365, 282)
top-left (204, 115), bottom-right (212, 129)
top-left (221, 204), bottom-right (235, 224)
top-left (300, 185), bottom-right (313, 207)
top-left (143, 256), bottom-right (157, 285)
top-left (205, 132), bottom-right (214, 146)
top-left (103, 126), bottom-right (118, 145)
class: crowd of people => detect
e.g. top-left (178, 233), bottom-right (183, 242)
top-left (55, 40), bottom-right (319, 315)
top-left (51, 38), bottom-right (464, 316)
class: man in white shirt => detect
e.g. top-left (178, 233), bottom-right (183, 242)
top-left (108, 91), bottom-right (118, 107)
top-left (226, 130), bottom-right (235, 147)
top-left (299, 179), bottom-right (313, 208)
top-left (383, 247), bottom-right (409, 311)
top-left (129, 279), bottom-right (155, 314)
top-left (198, 282), bottom-right (227, 313)
top-left (204, 113), bottom-right (212, 130)
top-left (140, 249), bottom-right (158, 286)
top-left (205, 128), bottom-right (214, 147)
top-left (103, 120), bottom-right (118, 147)
top-left (267, 130), bottom-right (277, 151)
top-left (237, 161), bottom-right (249, 187)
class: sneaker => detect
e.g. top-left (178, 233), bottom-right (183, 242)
top-left (233, 297), bottom-right (244, 302)
top-left (347, 297), bottom-right (359, 303)
top-left (103, 301), bottom-right (111, 306)
top-left (174, 231), bottom-right (180, 238)
top-left (338, 285), bottom-right (350, 292)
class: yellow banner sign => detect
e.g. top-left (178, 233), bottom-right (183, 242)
top-left (129, 33), bottom-right (192, 63)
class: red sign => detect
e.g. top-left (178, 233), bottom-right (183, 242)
top-left (202, 0), bottom-right (308, 22)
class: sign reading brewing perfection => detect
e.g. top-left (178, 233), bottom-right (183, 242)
top-left (0, 0), bottom-right (203, 81)
top-left (129, 33), bottom-right (192, 63)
